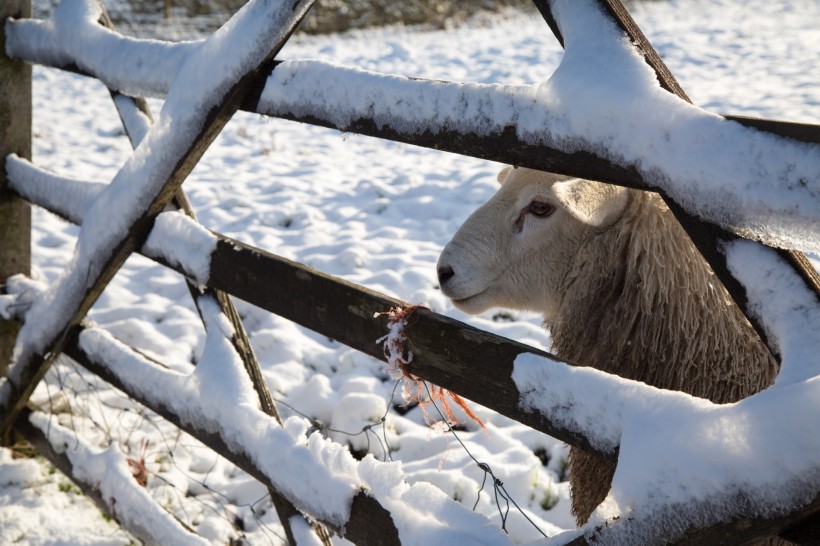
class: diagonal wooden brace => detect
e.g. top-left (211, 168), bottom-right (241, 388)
top-left (0, 0), bottom-right (315, 440)
top-left (532, 0), bottom-right (820, 362)
top-left (101, 27), bottom-right (332, 546)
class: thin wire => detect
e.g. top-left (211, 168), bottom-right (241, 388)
top-left (273, 381), bottom-right (401, 463)
top-left (421, 382), bottom-right (548, 539)
top-left (38, 330), bottom-right (546, 541)
top-left (39, 363), bottom-right (284, 544)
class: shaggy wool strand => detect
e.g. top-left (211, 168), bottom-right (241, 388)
top-left (548, 190), bottom-right (779, 525)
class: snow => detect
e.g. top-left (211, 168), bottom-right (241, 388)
top-left (5, 154), bottom-right (103, 226)
top-left (111, 94), bottom-right (152, 145)
top-left (724, 241), bottom-right (820, 388)
top-left (259, 60), bottom-right (527, 136)
top-left (288, 516), bottom-right (326, 546)
top-left (26, 411), bottom-right (211, 546)
top-left (5, 157), bottom-right (217, 285)
top-left (513, 352), bottom-right (820, 545)
top-left (513, 354), bottom-right (633, 456)
top-left (2, 0), bottom-right (819, 544)
top-left (9, 2), bottom-right (820, 252)
top-left (356, 455), bottom-right (512, 546)
top-left (0, 448), bottom-right (132, 545)
top-left (5, 0), bottom-right (197, 98)
top-left (143, 212), bottom-right (217, 285)
top-left (4, 0), bottom-right (310, 385)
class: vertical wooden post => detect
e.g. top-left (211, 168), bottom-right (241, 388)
top-left (0, 0), bottom-right (32, 378)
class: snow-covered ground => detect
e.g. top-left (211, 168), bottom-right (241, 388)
top-left (1, 0), bottom-right (818, 544)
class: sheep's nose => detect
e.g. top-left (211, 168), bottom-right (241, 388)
top-left (437, 264), bottom-right (455, 286)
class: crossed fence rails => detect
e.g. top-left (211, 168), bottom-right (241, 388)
top-left (1, 0), bottom-right (819, 544)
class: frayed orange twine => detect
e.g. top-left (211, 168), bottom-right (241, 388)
top-left (375, 305), bottom-right (485, 431)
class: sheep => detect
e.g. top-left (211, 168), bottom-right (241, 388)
top-left (436, 166), bottom-right (779, 524)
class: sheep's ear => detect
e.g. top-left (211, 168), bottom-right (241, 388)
top-left (497, 166), bottom-right (514, 185)
top-left (553, 179), bottom-right (630, 227)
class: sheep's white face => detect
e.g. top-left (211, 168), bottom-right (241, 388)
top-left (437, 167), bottom-right (630, 321)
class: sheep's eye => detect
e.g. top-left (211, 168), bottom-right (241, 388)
top-left (528, 200), bottom-right (554, 217)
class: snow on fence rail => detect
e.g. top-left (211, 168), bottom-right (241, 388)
top-left (2, 0), bottom-right (820, 544)
top-left (3, 160), bottom-right (604, 458)
top-left (8, 3), bottom-right (820, 250)
top-left (8, 0), bottom-right (820, 359)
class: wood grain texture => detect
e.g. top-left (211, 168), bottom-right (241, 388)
top-left (207, 234), bottom-right (612, 459)
top-left (0, 0), bottom-right (32, 381)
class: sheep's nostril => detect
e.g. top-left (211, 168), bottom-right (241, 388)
top-left (437, 265), bottom-right (455, 285)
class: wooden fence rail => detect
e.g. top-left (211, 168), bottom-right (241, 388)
top-left (2, 168), bottom-right (609, 459)
top-left (7, 161), bottom-right (820, 544)
top-left (10, 45), bottom-right (820, 359)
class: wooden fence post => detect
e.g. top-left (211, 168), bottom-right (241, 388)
top-left (0, 0), bottom-right (32, 379)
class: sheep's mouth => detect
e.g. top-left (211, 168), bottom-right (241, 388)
top-left (450, 288), bottom-right (489, 309)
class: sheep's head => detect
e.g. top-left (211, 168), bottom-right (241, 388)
top-left (437, 167), bottom-right (631, 322)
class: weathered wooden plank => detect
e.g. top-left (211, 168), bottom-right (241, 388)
top-left (0, 0), bottom-right (32, 381)
top-left (672, 492), bottom-right (820, 546)
top-left (10, 55), bottom-right (818, 200)
top-left (257, 107), bottom-right (654, 190)
top-left (5, 177), bottom-right (612, 460)
top-left (561, 495), bottom-right (820, 546)
top-left (0, 0), bottom-right (315, 438)
top-left (58, 324), bottom-right (401, 546)
top-left (565, 492), bottom-right (820, 546)
top-left (207, 235), bottom-right (610, 459)
top-left (726, 115), bottom-right (820, 144)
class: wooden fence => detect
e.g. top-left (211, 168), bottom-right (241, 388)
top-left (1, 0), bottom-right (819, 544)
